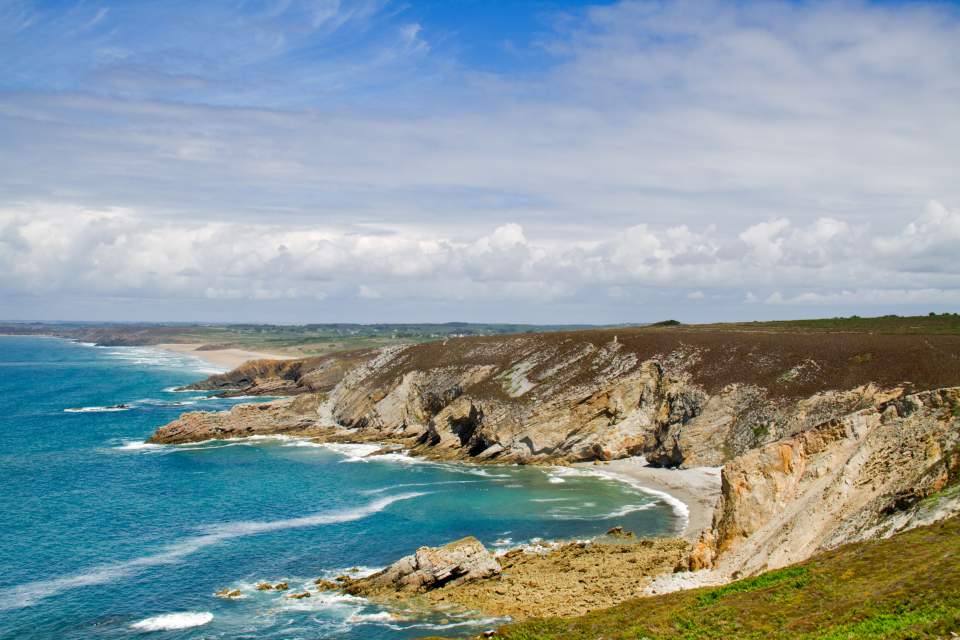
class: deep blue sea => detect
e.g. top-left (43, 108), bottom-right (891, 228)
top-left (0, 336), bottom-right (678, 639)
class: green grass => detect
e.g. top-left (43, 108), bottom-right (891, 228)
top-left (694, 566), bottom-right (810, 607)
top-left (453, 516), bottom-right (960, 640)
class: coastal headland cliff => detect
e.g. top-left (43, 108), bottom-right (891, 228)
top-left (151, 324), bottom-right (960, 624)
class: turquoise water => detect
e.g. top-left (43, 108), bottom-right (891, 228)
top-left (0, 336), bottom-right (678, 639)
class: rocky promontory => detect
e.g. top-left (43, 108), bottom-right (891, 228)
top-left (149, 324), bottom-right (960, 615)
top-left (325, 531), bottom-right (690, 620)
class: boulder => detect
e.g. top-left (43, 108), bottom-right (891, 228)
top-left (344, 536), bottom-right (500, 596)
top-left (314, 579), bottom-right (339, 591)
top-left (214, 588), bottom-right (241, 598)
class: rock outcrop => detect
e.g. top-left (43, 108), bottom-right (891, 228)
top-left (342, 537), bottom-right (500, 596)
top-left (149, 394), bottom-right (326, 444)
top-left (152, 328), bottom-right (960, 466)
top-left (695, 386), bottom-right (960, 577)
top-left (146, 326), bottom-right (960, 617)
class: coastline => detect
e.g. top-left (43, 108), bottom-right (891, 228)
top-left (577, 457), bottom-right (721, 540)
top-left (155, 343), bottom-right (296, 370)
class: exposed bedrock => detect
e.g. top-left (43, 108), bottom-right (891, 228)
top-left (341, 536), bottom-right (500, 597)
top-left (691, 386), bottom-right (960, 576)
top-left (152, 329), bottom-right (960, 468)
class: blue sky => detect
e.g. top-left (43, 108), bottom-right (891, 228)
top-left (1, 0), bottom-right (959, 323)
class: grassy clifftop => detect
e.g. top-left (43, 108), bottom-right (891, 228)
top-left (474, 514), bottom-right (960, 640)
top-left (695, 312), bottom-right (960, 335)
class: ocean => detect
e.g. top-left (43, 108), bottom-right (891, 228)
top-left (0, 336), bottom-right (679, 639)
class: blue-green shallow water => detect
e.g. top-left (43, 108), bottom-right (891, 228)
top-left (0, 336), bottom-right (678, 639)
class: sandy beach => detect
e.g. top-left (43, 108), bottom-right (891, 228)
top-left (156, 343), bottom-right (296, 370)
top-left (578, 457), bottom-right (722, 540)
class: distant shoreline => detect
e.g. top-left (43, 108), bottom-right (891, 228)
top-left (155, 343), bottom-right (296, 370)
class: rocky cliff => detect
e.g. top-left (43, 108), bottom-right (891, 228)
top-left (148, 325), bottom-right (960, 613)
top-left (691, 385), bottom-right (960, 577)
top-left (152, 328), bottom-right (960, 469)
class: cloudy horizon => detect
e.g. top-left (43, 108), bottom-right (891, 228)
top-left (2, 0), bottom-right (959, 324)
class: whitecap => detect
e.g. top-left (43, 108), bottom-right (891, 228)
top-left (601, 502), bottom-right (656, 518)
top-left (130, 611), bottom-right (213, 631)
top-left (278, 589), bottom-right (367, 612)
top-left (361, 452), bottom-right (428, 465)
top-left (346, 610), bottom-right (396, 624)
top-left (565, 467), bottom-right (691, 529)
top-left (113, 440), bottom-right (164, 452)
top-left (361, 480), bottom-right (482, 495)
top-left (316, 565), bottom-right (384, 580)
top-left (64, 405), bottom-right (132, 413)
top-left (0, 493), bottom-right (424, 611)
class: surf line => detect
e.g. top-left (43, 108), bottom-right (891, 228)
top-left (0, 493), bottom-right (425, 611)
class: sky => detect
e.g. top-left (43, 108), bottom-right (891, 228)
top-left (1, 0), bottom-right (959, 324)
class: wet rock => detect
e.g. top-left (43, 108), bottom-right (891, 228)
top-left (287, 591), bottom-right (311, 599)
top-left (273, 582), bottom-right (289, 591)
top-left (605, 526), bottom-right (635, 539)
top-left (214, 588), bottom-right (242, 598)
top-left (255, 582), bottom-right (274, 591)
top-left (314, 579), bottom-right (339, 591)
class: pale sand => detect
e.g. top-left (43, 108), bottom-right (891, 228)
top-left (577, 457), bottom-right (722, 540)
top-left (156, 343), bottom-right (296, 371)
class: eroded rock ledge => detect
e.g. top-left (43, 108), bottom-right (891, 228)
top-left (327, 532), bottom-right (690, 620)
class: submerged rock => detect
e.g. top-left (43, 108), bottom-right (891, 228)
top-left (344, 536), bottom-right (500, 596)
top-left (287, 591), bottom-right (311, 599)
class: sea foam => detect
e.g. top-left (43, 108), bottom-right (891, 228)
top-left (0, 493), bottom-right (424, 611)
top-left (130, 611), bottom-right (213, 631)
top-left (64, 405), bottom-right (132, 413)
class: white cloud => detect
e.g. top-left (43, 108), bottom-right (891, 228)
top-left (1, 0), bottom-right (959, 320)
top-left (1, 201), bottom-right (957, 315)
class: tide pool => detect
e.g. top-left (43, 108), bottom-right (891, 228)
top-left (0, 336), bottom-right (678, 639)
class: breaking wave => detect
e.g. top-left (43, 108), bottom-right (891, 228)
top-left (130, 612), bottom-right (213, 631)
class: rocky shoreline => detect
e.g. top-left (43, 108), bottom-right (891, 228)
top-left (147, 327), bottom-right (960, 628)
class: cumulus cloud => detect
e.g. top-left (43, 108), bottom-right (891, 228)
top-left (1, 0), bottom-right (959, 320)
top-left (1, 201), bottom-right (957, 317)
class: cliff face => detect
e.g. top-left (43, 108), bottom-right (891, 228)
top-left (182, 349), bottom-right (375, 396)
top-left (693, 386), bottom-right (960, 577)
top-left (153, 329), bottom-right (960, 469)
top-left (149, 326), bottom-right (960, 595)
